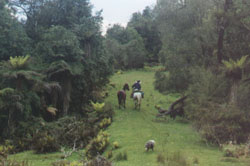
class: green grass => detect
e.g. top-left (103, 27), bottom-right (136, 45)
top-left (8, 68), bottom-right (250, 166)
top-left (8, 150), bottom-right (83, 166)
top-left (104, 69), bottom-right (249, 166)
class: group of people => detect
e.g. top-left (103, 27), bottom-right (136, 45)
top-left (131, 80), bottom-right (144, 98)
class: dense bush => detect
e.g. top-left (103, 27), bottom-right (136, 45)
top-left (105, 26), bottom-right (146, 70)
top-left (85, 131), bottom-right (110, 159)
top-left (32, 131), bottom-right (60, 153)
top-left (236, 83), bottom-right (250, 111)
top-left (154, 66), bottom-right (191, 93)
top-left (0, 0), bottom-right (113, 154)
top-left (185, 68), bottom-right (250, 144)
top-left (9, 102), bottom-right (113, 153)
top-left (194, 104), bottom-right (250, 144)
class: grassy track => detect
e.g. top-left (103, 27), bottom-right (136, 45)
top-left (104, 69), bottom-right (249, 166)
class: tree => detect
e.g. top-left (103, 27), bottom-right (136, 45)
top-left (36, 26), bottom-right (83, 62)
top-left (128, 6), bottom-right (162, 63)
top-left (105, 25), bottom-right (146, 69)
top-left (0, 0), bottom-right (31, 60)
top-left (222, 55), bottom-right (249, 104)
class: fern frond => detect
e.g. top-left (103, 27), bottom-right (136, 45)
top-left (222, 60), bottom-right (234, 70)
top-left (9, 55), bottom-right (30, 69)
top-left (91, 101), bottom-right (105, 112)
top-left (236, 55), bottom-right (248, 67)
top-left (222, 55), bottom-right (249, 70)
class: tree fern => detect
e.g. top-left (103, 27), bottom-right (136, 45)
top-left (222, 55), bottom-right (249, 70)
top-left (222, 55), bottom-right (249, 81)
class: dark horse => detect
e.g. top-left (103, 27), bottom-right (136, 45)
top-left (117, 83), bottom-right (129, 109)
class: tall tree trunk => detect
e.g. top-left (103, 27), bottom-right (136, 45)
top-left (62, 78), bottom-right (72, 115)
top-left (229, 81), bottom-right (239, 105)
top-left (217, 27), bottom-right (225, 64)
top-left (217, 0), bottom-right (232, 64)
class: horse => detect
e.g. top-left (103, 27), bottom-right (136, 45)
top-left (117, 83), bottom-right (129, 109)
top-left (133, 91), bottom-right (143, 110)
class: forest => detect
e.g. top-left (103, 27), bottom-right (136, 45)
top-left (0, 0), bottom-right (250, 165)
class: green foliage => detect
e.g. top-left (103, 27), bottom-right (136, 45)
top-left (222, 55), bottom-right (249, 80)
top-left (186, 67), bottom-right (230, 106)
top-left (105, 26), bottom-right (146, 69)
top-left (51, 160), bottom-right (70, 166)
top-left (154, 66), bottom-right (190, 93)
top-left (68, 161), bottom-right (84, 166)
top-left (0, 0), bottom-right (31, 61)
top-left (0, 88), bottom-right (15, 97)
top-left (32, 131), bottom-right (60, 153)
top-left (0, 140), bottom-right (15, 155)
top-left (0, 159), bottom-right (30, 166)
top-left (128, 6), bottom-right (162, 63)
top-left (222, 56), bottom-right (249, 70)
top-left (107, 150), bottom-right (113, 159)
top-left (9, 55), bottom-right (30, 70)
top-left (12, 116), bottom-right (103, 152)
top-left (185, 68), bottom-right (250, 144)
top-left (36, 26), bottom-right (83, 63)
top-left (99, 118), bottom-right (111, 129)
top-left (85, 155), bottom-right (112, 166)
top-left (91, 101), bottom-right (105, 112)
top-left (222, 143), bottom-right (250, 158)
top-left (112, 141), bottom-right (119, 149)
top-left (85, 131), bottom-right (110, 159)
top-left (237, 83), bottom-right (250, 111)
top-left (156, 152), bottom-right (190, 166)
top-left (114, 151), bottom-right (128, 161)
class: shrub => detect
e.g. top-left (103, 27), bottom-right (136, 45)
top-left (0, 140), bottom-right (15, 156)
top-left (187, 103), bottom-right (250, 144)
top-left (32, 131), bottom-right (60, 153)
top-left (114, 151), bottom-right (127, 161)
top-left (237, 83), bottom-right (250, 111)
top-left (0, 159), bottom-right (30, 166)
top-left (99, 118), bottom-right (112, 129)
top-left (85, 155), bottom-right (112, 166)
top-left (51, 160), bottom-right (70, 166)
top-left (107, 150), bottom-right (113, 159)
top-left (222, 143), bottom-right (250, 158)
top-left (69, 161), bottom-right (83, 166)
top-left (154, 69), bottom-right (190, 93)
top-left (112, 141), bottom-right (119, 149)
top-left (184, 68), bottom-right (250, 144)
top-left (85, 131), bottom-right (110, 159)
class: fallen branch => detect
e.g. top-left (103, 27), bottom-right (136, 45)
top-left (61, 140), bottom-right (77, 159)
top-left (156, 96), bottom-right (187, 119)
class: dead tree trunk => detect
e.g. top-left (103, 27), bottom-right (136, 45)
top-left (156, 96), bottom-right (187, 119)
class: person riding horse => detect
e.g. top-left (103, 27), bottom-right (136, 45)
top-left (131, 80), bottom-right (144, 98)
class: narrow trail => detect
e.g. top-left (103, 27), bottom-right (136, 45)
top-left (104, 69), bottom-right (247, 166)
